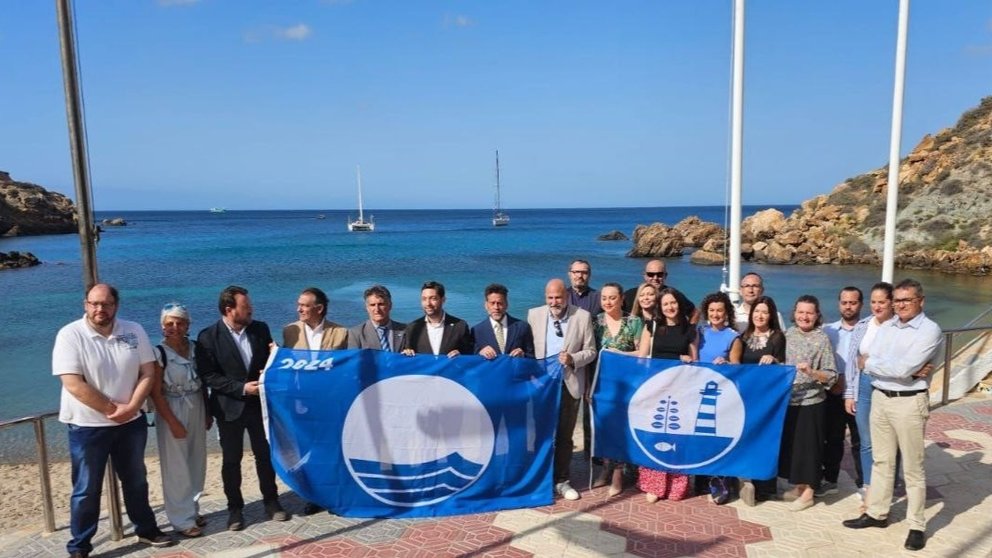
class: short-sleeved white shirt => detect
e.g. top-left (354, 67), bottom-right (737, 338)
top-left (52, 317), bottom-right (155, 426)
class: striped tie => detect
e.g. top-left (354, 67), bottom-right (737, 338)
top-left (377, 326), bottom-right (390, 351)
top-left (494, 322), bottom-right (506, 353)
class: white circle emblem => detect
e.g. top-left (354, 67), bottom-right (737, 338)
top-left (342, 375), bottom-right (495, 506)
top-left (628, 365), bottom-right (744, 469)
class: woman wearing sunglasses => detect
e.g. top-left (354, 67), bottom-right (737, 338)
top-left (150, 303), bottom-right (211, 537)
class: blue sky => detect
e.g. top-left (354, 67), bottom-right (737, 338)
top-left (2, 0), bottom-right (991, 210)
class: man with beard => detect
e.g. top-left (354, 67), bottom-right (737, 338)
top-left (53, 283), bottom-right (173, 557)
top-left (473, 283), bottom-right (534, 359)
top-left (401, 281), bottom-right (473, 356)
top-left (822, 287), bottom-right (865, 496)
top-left (197, 285), bottom-right (289, 530)
top-left (527, 279), bottom-right (597, 500)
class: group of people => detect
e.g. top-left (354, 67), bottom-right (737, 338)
top-left (52, 259), bottom-right (943, 557)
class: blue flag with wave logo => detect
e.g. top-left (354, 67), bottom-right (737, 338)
top-left (260, 348), bottom-right (562, 518)
top-left (592, 351), bottom-right (795, 479)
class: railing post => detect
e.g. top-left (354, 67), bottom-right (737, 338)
top-left (33, 419), bottom-right (56, 533)
top-left (941, 331), bottom-right (953, 406)
top-left (105, 458), bottom-right (123, 540)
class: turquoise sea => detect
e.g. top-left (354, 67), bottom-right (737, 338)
top-left (1, 206), bottom-right (988, 462)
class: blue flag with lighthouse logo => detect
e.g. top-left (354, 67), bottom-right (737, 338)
top-left (259, 348), bottom-right (561, 518)
top-left (591, 351), bottom-right (796, 479)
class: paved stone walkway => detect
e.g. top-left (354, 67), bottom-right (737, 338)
top-left (2, 396), bottom-right (989, 558)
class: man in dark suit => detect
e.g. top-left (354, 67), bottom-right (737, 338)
top-left (400, 281), bottom-right (473, 357)
top-left (348, 284), bottom-right (406, 351)
top-left (473, 283), bottom-right (534, 359)
top-left (196, 285), bottom-right (288, 531)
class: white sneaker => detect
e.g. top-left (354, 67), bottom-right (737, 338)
top-left (555, 481), bottom-right (580, 501)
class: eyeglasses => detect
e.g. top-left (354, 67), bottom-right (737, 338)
top-left (163, 302), bottom-right (187, 311)
top-left (553, 320), bottom-right (563, 337)
top-left (893, 297), bottom-right (920, 305)
top-left (569, 269), bottom-right (590, 275)
top-left (645, 271), bottom-right (668, 278)
top-left (85, 300), bottom-right (116, 308)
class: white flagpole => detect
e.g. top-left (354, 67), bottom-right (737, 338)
top-left (882, 0), bottom-right (910, 283)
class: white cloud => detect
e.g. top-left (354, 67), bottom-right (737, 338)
top-left (443, 14), bottom-right (476, 29)
top-left (158, 0), bottom-right (200, 6)
top-left (243, 24), bottom-right (313, 43)
top-left (277, 24), bottom-right (312, 41)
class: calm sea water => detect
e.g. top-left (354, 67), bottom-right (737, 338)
top-left (1, 206), bottom-right (988, 462)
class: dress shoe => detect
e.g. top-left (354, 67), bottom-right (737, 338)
top-left (904, 529), bottom-right (926, 551)
top-left (195, 514), bottom-right (207, 527)
top-left (265, 502), bottom-right (290, 521)
top-left (68, 552), bottom-right (89, 558)
top-left (137, 531), bottom-right (175, 547)
top-left (227, 508), bottom-right (244, 531)
top-left (303, 502), bottom-right (324, 516)
top-left (842, 513), bottom-right (888, 529)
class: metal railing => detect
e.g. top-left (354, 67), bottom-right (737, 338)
top-left (0, 412), bottom-right (58, 533)
top-left (0, 411), bottom-right (123, 540)
top-left (937, 323), bottom-right (992, 407)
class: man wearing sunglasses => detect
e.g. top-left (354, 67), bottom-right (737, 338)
top-left (527, 279), bottom-right (597, 501)
top-left (622, 259), bottom-right (697, 323)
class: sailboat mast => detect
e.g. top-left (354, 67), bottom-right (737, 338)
top-left (494, 150), bottom-right (501, 213)
top-left (356, 165), bottom-right (364, 221)
top-left (727, 0), bottom-right (745, 304)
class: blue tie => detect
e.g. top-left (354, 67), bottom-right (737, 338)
top-left (377, 326), bottom-right (390, 351)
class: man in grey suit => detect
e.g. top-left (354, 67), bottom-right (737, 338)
top-left (527, 278), bottom-right (597, 501)
top-left (348, 284), bottom-right (406, 351)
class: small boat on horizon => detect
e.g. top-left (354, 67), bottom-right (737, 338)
top-left (348, 165), bottom-right (375, 232)
top-left (492, 150), bottom-right (509, 227)
top-left (209, 207), bottom-right (226, 213)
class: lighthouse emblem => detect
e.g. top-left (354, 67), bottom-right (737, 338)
top-left (628, 365), bottom-right (744, 469)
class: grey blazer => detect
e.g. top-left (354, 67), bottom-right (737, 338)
top-left (347, 319), bottom-right (406, 352)
top-left (526, 304), bottom-right (597, 400)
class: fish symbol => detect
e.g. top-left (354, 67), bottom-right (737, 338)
top-left (654, 441), bottom-right (677, 452)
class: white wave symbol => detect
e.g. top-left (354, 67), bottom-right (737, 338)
top-left (356, 465), bottom-right (476, 481)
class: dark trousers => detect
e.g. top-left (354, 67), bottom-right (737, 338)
top-left (67, 418), bottom-right (159, 555)
top-left (779, 402), bottom-right (824, 486)
top-left (217, 401), bottom-right (279, 510)
top-left (554, 384), bottom-right (581, 483)
top-left (823, 392), bottom-right (863, 486)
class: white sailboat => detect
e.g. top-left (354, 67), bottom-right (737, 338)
top-left (347, 165), bottom-right (374, 232)
top-left (492, 150), bottom-right (509, 227)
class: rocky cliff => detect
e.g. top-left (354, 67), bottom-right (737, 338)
top-left (634, 96), bottom-right (992, 275)
top-left (0, 171), bottom-right (77, 236)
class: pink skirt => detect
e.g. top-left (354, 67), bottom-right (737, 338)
top-left (638, 467), bottom-right (691, 500)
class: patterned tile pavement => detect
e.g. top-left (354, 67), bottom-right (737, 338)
top-left (2, 396), bottom-right (990, 558)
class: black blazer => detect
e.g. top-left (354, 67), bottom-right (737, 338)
top-left (471, 315), bottom-right (535, 358)
top-left (401, 313), bottom-right (474, 356)
top-left (196, 319), bottom-right (273, 421)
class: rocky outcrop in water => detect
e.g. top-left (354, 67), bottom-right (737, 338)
top-left (630, 96), bottom-right (992, 275)
top-left (0, 171), bottom-right (76, 237)
top-left (598, 230), bottom-right (628, 241)
top-left (0, 251), bottom-right (41, 269)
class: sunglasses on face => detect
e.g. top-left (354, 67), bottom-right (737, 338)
top-left (553, 320), bottom-right (563, 337)
top-left (645, 271), bottom-right (668, 278)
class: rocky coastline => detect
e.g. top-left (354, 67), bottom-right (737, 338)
top-left (0, 171), bottom-right (76, 237)
top-left (628, 96), bottom-right (992, 276)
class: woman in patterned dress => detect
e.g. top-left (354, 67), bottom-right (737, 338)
top-left (593, 282), bottom-right (643, 496)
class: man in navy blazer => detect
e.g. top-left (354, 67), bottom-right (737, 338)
top-left (473, 283), bottom-right (535, 359)
top-left (400, 281), bottom-right (474, 357)
top-left (196, 286), bottom-right (288, 530)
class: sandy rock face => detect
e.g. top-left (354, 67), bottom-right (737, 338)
top-left (0, 171), bottom-right (76, 237)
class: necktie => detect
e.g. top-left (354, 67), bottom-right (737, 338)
top-left (377, 326), bottom-right (390, 351)
top-left (494, 322), bottom-right (506, 353)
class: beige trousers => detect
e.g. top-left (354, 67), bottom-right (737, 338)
top-left (865, 389), bottom-right (929, 530)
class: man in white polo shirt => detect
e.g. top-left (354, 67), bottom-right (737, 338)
top-left (53, 284), bottom-right (172, 558)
